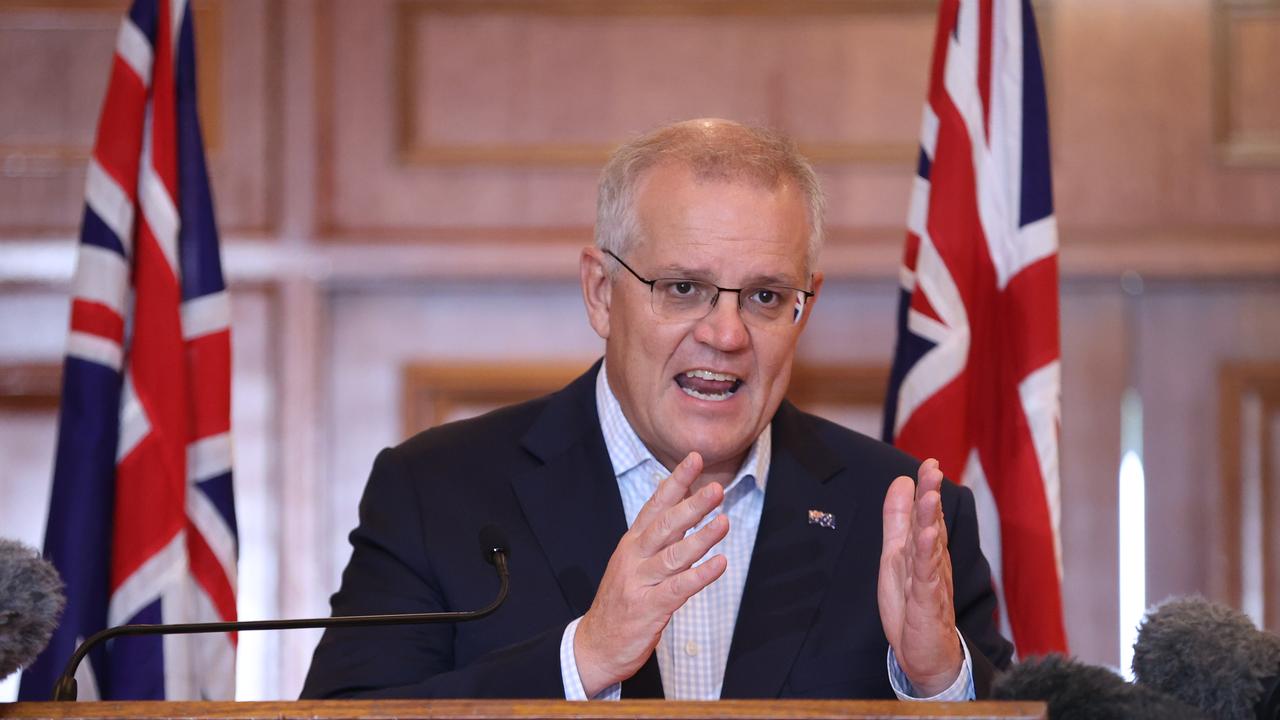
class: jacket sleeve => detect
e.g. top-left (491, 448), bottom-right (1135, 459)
top-left (946, 482), bottom-right (1016, 698)
top-left (300, 447), bottom-right (567, 699)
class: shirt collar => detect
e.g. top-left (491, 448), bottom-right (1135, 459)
top-left (595, 360), bottom-right (769, 495)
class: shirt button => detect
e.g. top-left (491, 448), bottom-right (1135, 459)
top-left (684, 640), bottom-right (699, 656)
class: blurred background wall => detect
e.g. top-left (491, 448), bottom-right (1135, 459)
top-left (1, 0), bottom-right (1278, 700)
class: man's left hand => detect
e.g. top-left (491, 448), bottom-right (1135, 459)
top-left (878, 458), bottom-right (964, 697)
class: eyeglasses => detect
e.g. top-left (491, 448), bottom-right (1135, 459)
top-left (604, 250), bottom-right (815, 327)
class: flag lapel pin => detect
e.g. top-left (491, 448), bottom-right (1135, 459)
top-left (807, 509), bottom-right (836, 529)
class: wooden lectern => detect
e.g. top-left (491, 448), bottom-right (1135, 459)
top-left (0, 699), bottom-right (1044, 720)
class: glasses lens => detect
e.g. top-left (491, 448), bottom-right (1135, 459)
top-left (647, 280), bottom-right (805, 327)
top-left (651, 279), bottom-right (715, 320)
top-left (740, 287), bottom-right (798, 324)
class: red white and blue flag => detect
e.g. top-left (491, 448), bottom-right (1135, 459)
top-left (19, 0), bottom-right (237, 700)
top-left (882, 0), bottom-right (1067, 656)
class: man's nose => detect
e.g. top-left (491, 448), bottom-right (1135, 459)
top-left (693, 291), bottom-right (750, 351)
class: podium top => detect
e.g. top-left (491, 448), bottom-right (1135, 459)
top-left (0, 699), bottom-right (1044, 720)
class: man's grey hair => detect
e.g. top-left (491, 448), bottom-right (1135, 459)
top-left (594, 119), bottom-right (826, 273)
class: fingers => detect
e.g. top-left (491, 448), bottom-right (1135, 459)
top-left (913, 488), bottom-right (943, 540)
top-left (910, 524), bottom-right (943, 583)
top-left (634, 468), bottom-right (723, 557)
top-left (907, 459), bottom-right (952, 606)
top-left (643, 513), bottom-right (729, 581)
top-left (626, 448), bottom-right (728, 581)
top-left (912, 458), bottom-right (949, 550)
top-left (883, 457), bottom-right (943, 553)
top-left (666, 553), bottom-right (727, 602)
top-left (632, 452), bottom-right (704, 529)
top-left (915, 457), bottom-right (944, 499)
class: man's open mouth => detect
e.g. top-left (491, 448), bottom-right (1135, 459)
top-left (675, 369), bottom-right (743, 402)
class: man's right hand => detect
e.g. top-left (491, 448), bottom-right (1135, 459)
top-left (573, 452), bottom-right (729, 697)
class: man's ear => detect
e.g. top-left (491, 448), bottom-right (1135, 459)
top-left (797, 271), bottom-right (824, 330)
top-left (580, 246), bottom-right (612, 339)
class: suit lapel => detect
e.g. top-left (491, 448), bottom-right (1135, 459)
top-left (507, 363), bottom-right (664, 698)
top-left (510, 364), bottom-right (625, 616)
top-left (721, 402), bottom-right (851, 698)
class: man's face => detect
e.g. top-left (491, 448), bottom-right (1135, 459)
top-left (583, 163), bottom-right (821, 478)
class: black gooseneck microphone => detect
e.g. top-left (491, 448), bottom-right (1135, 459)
top-left (52, 525), bottom-right (511, 702)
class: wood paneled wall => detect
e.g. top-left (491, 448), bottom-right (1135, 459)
top-left (1, 0), bottom-right (1278, 701)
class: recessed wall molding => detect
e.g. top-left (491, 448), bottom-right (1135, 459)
top-left (1212, 0), bottom-right (1280, 166)
top-left (1218, 361), bottom-right (1280, 630)
top-left (316, 0), bottom-right (954, 236)
top-left (391, 0), bottom-right (938, 168)
top-left (0, 0), bottom-right (279, 233)
top-left (0, 362), bottom-right (61, 411)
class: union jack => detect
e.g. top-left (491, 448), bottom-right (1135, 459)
top-left (883, 0), bottom-right (1067, 656)
top-left (19, 0), bottom-right (237, 700)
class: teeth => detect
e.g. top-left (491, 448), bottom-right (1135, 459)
top-left (680, 386), bottom-right (734, 402)
top-left (678, 369), bottom-right (741, 402)
top-left (684, 369), bottom-right (739, 382)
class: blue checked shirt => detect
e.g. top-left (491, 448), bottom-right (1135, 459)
top-left (558, 363), bottom-right (974, 701)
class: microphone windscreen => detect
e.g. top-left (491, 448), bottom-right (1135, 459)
top-left (1133, 596), bottom-right (1280, 720)
top-left (0, 538), bottom-right (66, 679)
top-left (992, 654), bottom-right (1209, 720)
top-left (478, 525), bottom-right (509, 566)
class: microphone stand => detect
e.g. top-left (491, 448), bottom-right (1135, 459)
top-left (52, 550), bottom-right (509, 701)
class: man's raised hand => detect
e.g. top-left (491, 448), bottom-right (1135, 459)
top-left (574, 452), bottom-right (729, 697)
top-left (878, 458), bottom-right (964, 697)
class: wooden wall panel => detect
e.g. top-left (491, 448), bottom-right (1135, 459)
top-left (0, 291), bottom-right (71, 580)
top-left (1214, 0), bottom-right (1280, 164)
top-left (203, 0), bottom-right (280, 233)
top-left (1218, 361), bottom-right (1280, 631)
top-left (0, 3), bottom-right (118, 233)
top-left (1053, 0), bottom-right (1280, 228)
top-left (319, 0), bottom-right (937, 238)
top-left (1138, 283), bottom-right (1280, 617)
top-left (395, 2), bottom-right (932, 166)
top-left (1056, 285), bottom-right (1126, 667)
top-left (0, 365), bottom-right (59, 549)
top-left (0, 363), bottom-right (60, 409)
top-left (0, 0), bottom-right (278, 234)
top-left (402, 361), bottom-right (585, 433)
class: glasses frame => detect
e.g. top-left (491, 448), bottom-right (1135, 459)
top-left (603, 250), bottom-right (816, 326)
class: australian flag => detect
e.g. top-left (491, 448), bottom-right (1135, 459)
top-left (19, 0), bottom-right (238, 700)
top-left (882, 0), bottom-right (1068, 657)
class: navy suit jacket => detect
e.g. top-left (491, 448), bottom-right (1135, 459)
top-left (301, 362), bottom-right (1013, 700)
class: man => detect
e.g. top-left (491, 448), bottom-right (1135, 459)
top-left (302, 119), bottom-right (1013, 701)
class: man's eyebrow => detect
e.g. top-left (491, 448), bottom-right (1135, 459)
top-left (653, 265), bottom-right (805, 288)
top-left (652, 264), bottom-right (716, 281)
top-left (745, 272), bottom-right (806, 288)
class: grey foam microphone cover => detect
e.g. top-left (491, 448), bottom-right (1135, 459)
top-left (0, 538), bottom-right (66, 679)
top-left (992, 654), bottom-right (1209, 720)
top-left (1133, 596), bottom-right (1280, 720)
